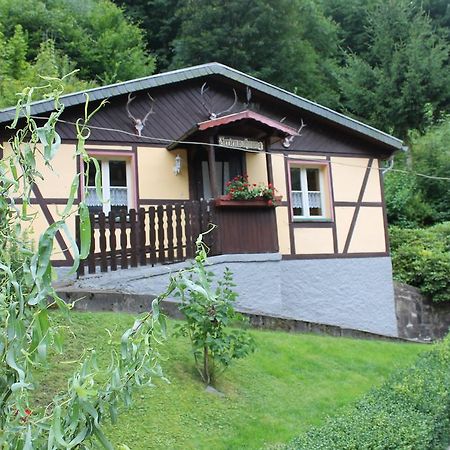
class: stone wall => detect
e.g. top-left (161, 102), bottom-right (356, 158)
top-left (68, 253), bottom-right (399, 337)
top-left (395, 282), bottom-right (450, 341)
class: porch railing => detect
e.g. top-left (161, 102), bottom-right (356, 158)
top-left (75, 199), bottom-right (279, 277)
top-left (75, 200), bottom-right (217, 277)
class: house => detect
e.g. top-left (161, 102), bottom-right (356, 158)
top-left (0, 63), bottom-right (404, 336)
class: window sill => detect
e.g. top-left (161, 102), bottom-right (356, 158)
top-left (293, 218), bottom-right (332, 223)
top-left (292, 218), bottom-right (334, 228)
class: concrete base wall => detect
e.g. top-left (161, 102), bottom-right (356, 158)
top-left (69, 253), bottom-right (398, 337)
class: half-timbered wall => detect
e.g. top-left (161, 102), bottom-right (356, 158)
top-left (2, 75), bottom-right (393, 264)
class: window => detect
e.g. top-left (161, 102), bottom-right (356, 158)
top-left (201, 160), bottom-right (230, 198)
top-left (290, 164), bottom-right (330, 220)
top-left (85, 159), bottom-right (131, 214)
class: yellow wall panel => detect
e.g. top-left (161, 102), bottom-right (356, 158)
top-left (276, 206), bottom-right (291, 254)
top-left (137, 147), bottom-right (189, 199)
top-left (362, 159), bottom-right (382, 202)
top-left (294, 227), bottom-right (334, 254)
top-left (348, 207), bottom-right (386, 253)
top-left (331, 157), bottom-right (369, 202)
top-left (245, 152), bottom-right (268, 185)
top-left (334, 206), bottom-right (356, 253)
top-left (34, 144), bottom-right (78, 198)
top-left (271, 153), bottom-right (287, 199)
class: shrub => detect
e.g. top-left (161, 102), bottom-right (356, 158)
top-left (173, 234), bottom-right (255, 385)
top-left (390, 223), bottom-right (450, 302)
top-left (285, 337), bottom-right (450, 450)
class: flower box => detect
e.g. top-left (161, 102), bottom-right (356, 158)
top-left (214, 195), bottom-right (282, 207)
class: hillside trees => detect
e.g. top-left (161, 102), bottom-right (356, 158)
top-left (0, 0), bottom-right (155, 106)
top-left (0, 25), bottom-right (91, 107)
top-left (169, 0), bottom-right (341, 106)
top-left (337, 0), bottom-right (450, 138)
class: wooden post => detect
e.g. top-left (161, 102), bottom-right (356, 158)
top-left (207, 136), bottom-right (218, 199)
top-left (148, 206), bottom-right (157, 266)
top-left (265, 137), bottom-right (274, 186)
top-left (87, 213), bottom-right (96, 274)
top-left (98, 212), bottom-right (108, 272)
top-left (119, 211), bottom-right (128, 269)
top-left (129, 209), bottom-right (138, 268)
top-left (108, 211), bottom-right (117, 271)
top-left (138, 208), bottom-right (147, 266)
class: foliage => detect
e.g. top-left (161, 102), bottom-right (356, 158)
top-left (169, 0), bottom-right (340, 106)
top-left (384, 168), bottom-right (434, 228)
top-left (337, 0), bottom-right (450, 138)
top-left (113, 0), bottom-right (181, 71)
top-left (224, 174), bottom-right (278, 204)
top-left (384, 118), bottom-right (450, 226)
top-left (0, 82), bottom-right (170, 448)
top-left (390, 223), bottom-right (450, 302)
top-left (173, 235), bottom-right (255, 385)
top-left (39, 312), bottom-right (424, 450)
top-left (0, 0), bottom-right (155, 107)
top-left (411, 119), bottom-right (450, 222)
top-left (0, 26), bottom-right (92, 108)
top-left (285, 336), bottom-right (450, 450)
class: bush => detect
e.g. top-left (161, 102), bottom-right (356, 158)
top-left (285, 337), bottom-right (450, 450)
top-left (173, 235), bottom-right (255, 385)
top-left (390, 223), bottom-right (450, 302)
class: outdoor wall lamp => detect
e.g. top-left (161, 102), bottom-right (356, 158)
top-left (173, 154), bottom-right (182, 175)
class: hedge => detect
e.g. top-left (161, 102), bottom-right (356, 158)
top-left (285, 337), bottom-right (450, 450)
top-left (390, 223), bottom-right (450, 302)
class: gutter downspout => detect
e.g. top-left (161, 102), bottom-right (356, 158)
top-left (381, 145), bottom-right (408, 177)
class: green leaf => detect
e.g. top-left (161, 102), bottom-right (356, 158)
top-left (61, 175), bottom-right (79, 217)
top-left (93, 426), bottom-right (114, 450)
top-left (79, 203), bottom-right (91, 259)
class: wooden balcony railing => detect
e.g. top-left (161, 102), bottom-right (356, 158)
top-left (75, 199), bottom-right (279, 277)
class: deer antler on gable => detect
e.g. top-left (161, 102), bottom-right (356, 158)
top-left (199, 82), bottom-right (238, 120)
top-left (282, 118), bottom-right (306, 148)
top-left (126, 92), bottom-right (155, 137)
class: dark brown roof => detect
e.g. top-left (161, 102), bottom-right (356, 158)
top-left (0, 63), bottom-right (403, 151)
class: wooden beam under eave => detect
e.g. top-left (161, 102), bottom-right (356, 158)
top-left (265, 137), bottom-right (274, 186)
top-left (207, 136), bottom-right (218, 198)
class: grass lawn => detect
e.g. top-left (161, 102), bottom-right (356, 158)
top-left (36, 312), bottom-right (425, 450)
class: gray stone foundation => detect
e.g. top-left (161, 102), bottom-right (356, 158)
top-left (65, 253), bottom-right (398, 337)
top-left (395, 282), bottom-right (450, 341)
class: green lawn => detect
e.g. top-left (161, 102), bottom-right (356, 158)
top-left (37, 312), bottom-right (425, 450)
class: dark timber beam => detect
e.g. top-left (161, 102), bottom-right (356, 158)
top-left (265, 137), bottom-right (274, 186)
top-left (207, 136), bottom-right (218, 198)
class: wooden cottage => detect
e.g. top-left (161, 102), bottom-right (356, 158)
top-left (0, 63), bottom-right (404, 336)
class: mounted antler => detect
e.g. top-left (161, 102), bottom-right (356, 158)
top-left (200, 82), bottom-right (238, 120)
top-left (244, 86), bottom-right (252, 108)
top-left (126, 92), bottom-right (155, 137)
top-left (282, 118), bottom-right (306, 148)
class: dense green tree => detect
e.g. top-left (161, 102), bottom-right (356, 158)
top-left (384, 119), bottom-right (450, 226)
top-left (411, 119), bottom-right (450, 222)
top-left (320, 0), bottom-right (379, 55)
top-left (0, 0), bottom-right (155, 98)
top-left (169, 0), bottom-right (340, 106)
top-left (0, 25), bottom-right (91, 108)
top-left (416, 0), bottom-right (450, 39)
top-left (113, 0), bottom-right (181, 71)
top-left (337, 0), bottom-right (450, 138)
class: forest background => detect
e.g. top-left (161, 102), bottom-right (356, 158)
top-left (0, 0), bottom-right (449, 228)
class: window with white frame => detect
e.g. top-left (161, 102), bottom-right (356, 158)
top-left (290, 165), bottom-right (328, 220)
top-left (84, 159), bottom-right (132, 214)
